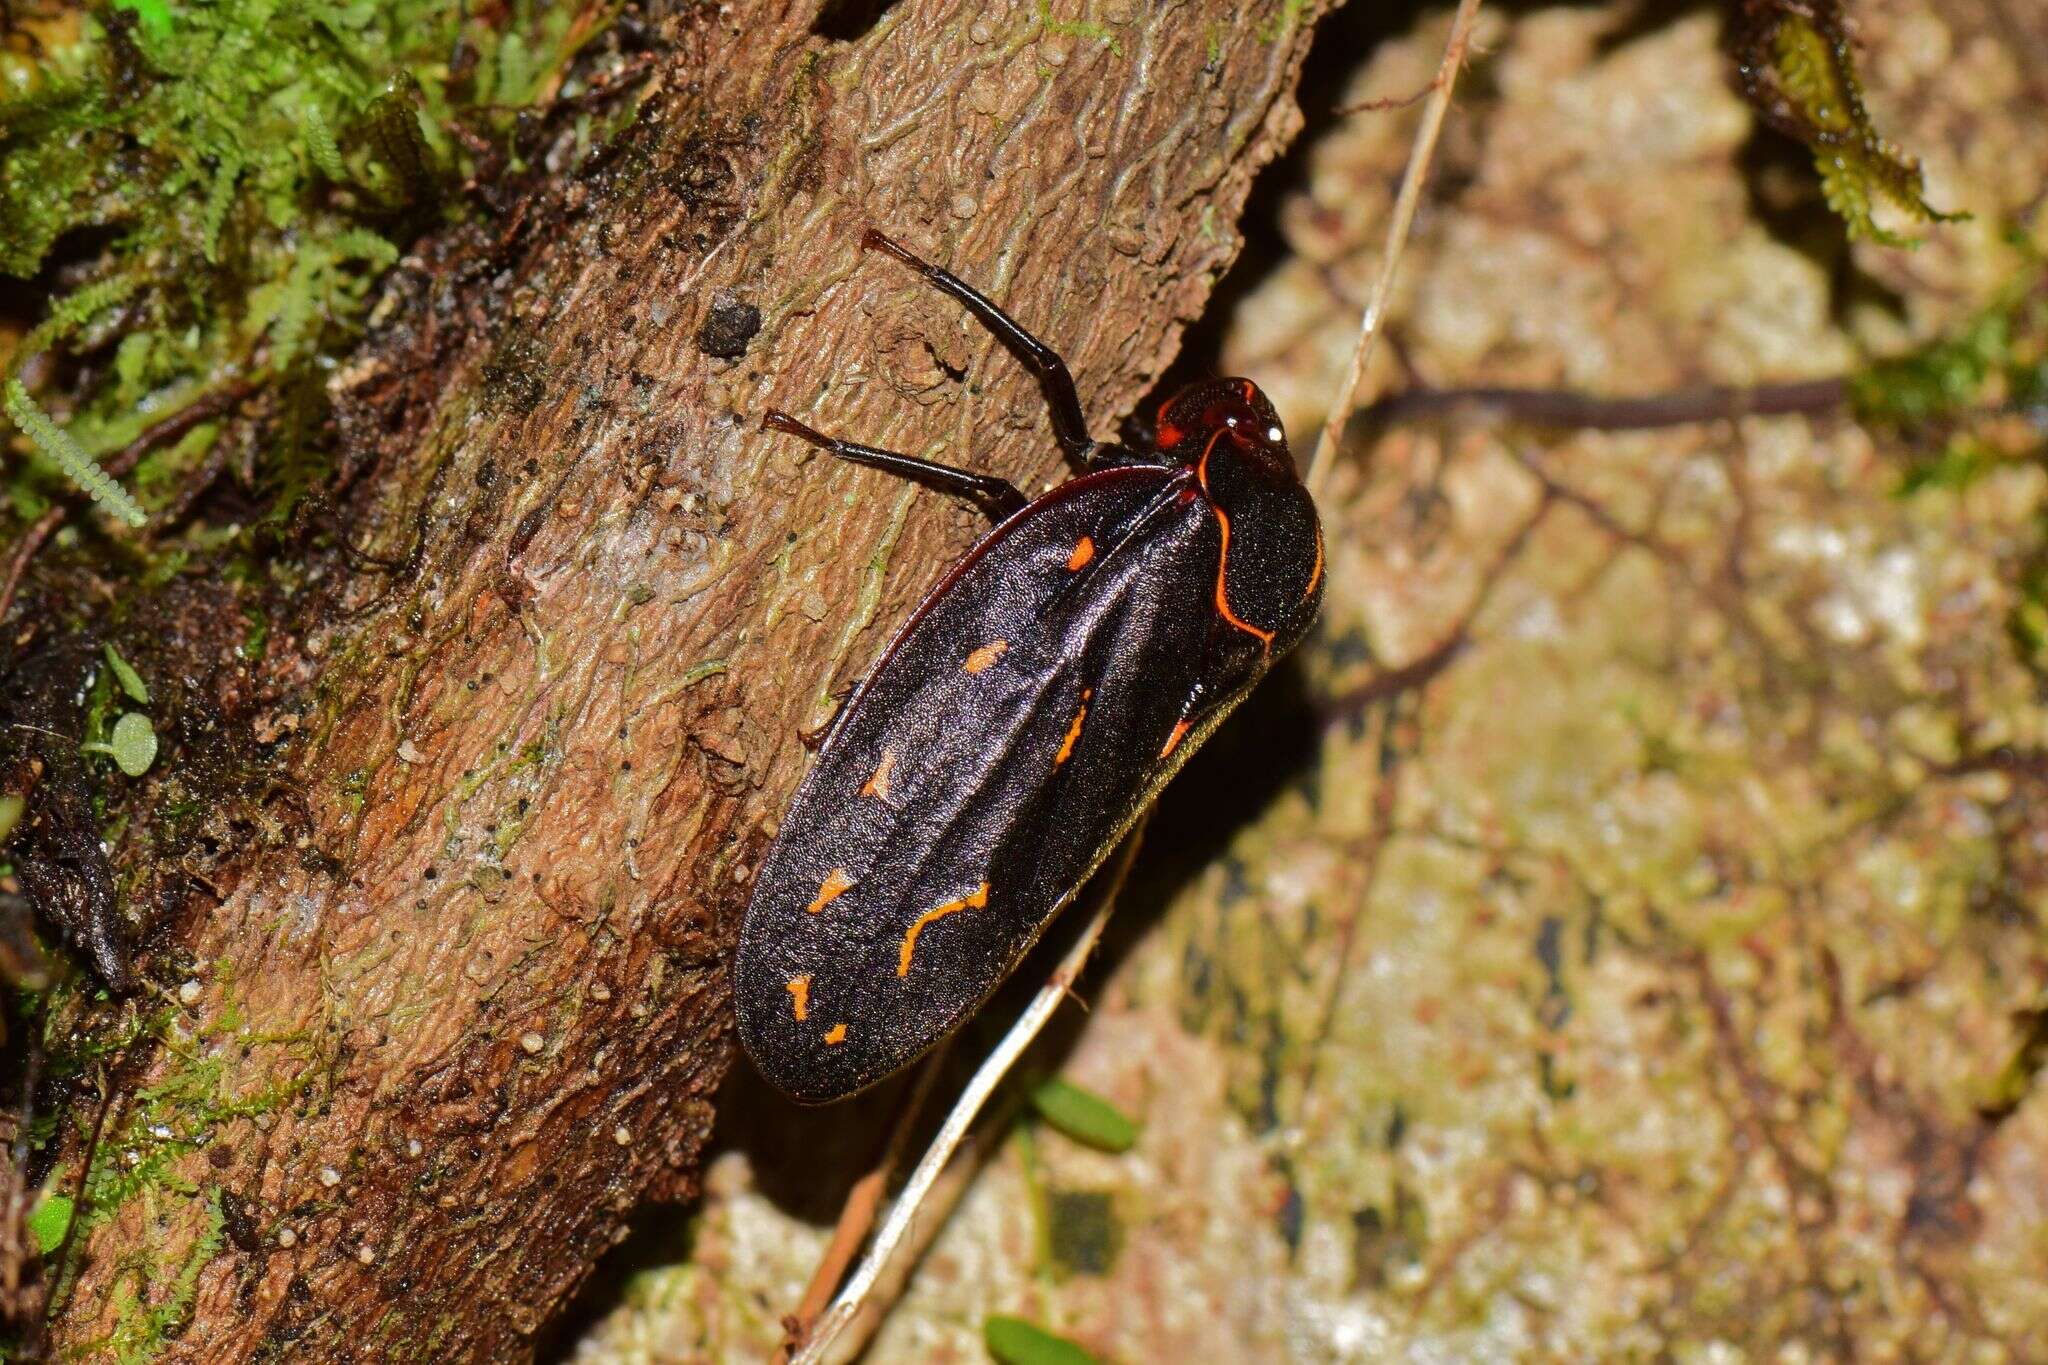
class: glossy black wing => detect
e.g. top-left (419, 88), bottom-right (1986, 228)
top-left (735, 465), bottom-right (1229, 1102)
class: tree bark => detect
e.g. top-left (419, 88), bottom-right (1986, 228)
top-left (46, 0), bottom-right (1330, 1356)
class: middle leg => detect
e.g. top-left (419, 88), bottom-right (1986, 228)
top-left (763, 411), bottom-right (1029, 521)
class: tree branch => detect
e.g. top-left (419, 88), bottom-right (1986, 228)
top-left (45, 0), bottom-right (1334, 1357)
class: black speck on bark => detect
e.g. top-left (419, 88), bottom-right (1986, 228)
top-left (697, 289), bottom-right (762, 359)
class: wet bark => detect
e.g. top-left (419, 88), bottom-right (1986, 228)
top-left (44, 0), bottom-right (1329, 1356)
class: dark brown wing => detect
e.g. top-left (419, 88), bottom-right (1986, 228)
top-left (735, 464), bottom-right (1238, 1103)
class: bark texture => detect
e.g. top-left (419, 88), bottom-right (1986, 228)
top-left (574, 5), bottom-right (2048, 1361)
top-left (44, 0), bottom-right (1328, 1356)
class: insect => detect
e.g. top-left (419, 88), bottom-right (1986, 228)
top-left (735, 231), bottom-right (1323, 1104)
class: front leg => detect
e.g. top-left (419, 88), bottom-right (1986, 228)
top-left (862, 230), bottom-right (1104, 472)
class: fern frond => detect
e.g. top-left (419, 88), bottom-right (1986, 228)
top-left (19, 274), bottom-right (141, 359)
top-left (327, 228), bottom-right (399, 268)
top-left (202, 150), bottom-right (243, 263)
top-left (3, 379), bottom-right (148, 528)
top-left (268, 249), bottom-right (322, 370)
top-left (302, 102), bottom-right (347, 182)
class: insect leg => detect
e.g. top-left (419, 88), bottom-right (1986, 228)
top-left (797, 679), bottom-right (858, 751)
top-left (862, 230), bottom-right (1098, 470)
top-left (763, 411), bottom-right (1028, 520)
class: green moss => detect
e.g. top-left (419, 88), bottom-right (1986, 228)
top-left (1, 0), bottom-right (618, 532)
top-left (1849, 267), bottom-right (2048, 623)
top-left (1036, 1), bottom-right (1122, 56)
top-left (1853, 287), bottom-right (2041, 431)
top-left (1740, 2), bottom-right (1965, 247)
top-left (101, 1189), bottom-right (226, 1364)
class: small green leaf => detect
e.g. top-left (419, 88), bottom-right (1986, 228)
top-left (984, 1316), bottom-right (1101, 1365)
top-left (28, 1193), bottom-right (73, 1256)
top-left (0, 792), bottom-right (23, 848)
top-left (111, 712), bottom-right (158, 777)
top-left (1029, 1079), bottom-right (1138, 1153)
top-left (103, 644), bottom-right (150, 704)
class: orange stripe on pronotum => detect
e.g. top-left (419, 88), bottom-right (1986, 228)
top-left (1196, 429), bottom-right (1276, 652)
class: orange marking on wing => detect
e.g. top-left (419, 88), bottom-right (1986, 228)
top-left (786, 975), bottom-right (811, 1021)
top-left (1240, 379), bottom-right (1256, 403)
top-left (1067, 536), bottom-right (1095, 571)
top-left (823, 1022), bottom-right (848, 1045)
top-left (1305, 523), bottom-right (1325, 600)
top-left (964, 640), bottom-right (1009, 674)
top-left (1196, 431), bottom-right (1276, 653)
top-left (1159, 718), bottom-right (1193, 759)
top-left (861, 750), bottom-right (895, 800)
top-left (807, 868), bottom-right (853, 914)
top-left (897, 882), bottom-right (990, 977)
top-left (1055, 688), bottom-right (1093, 766)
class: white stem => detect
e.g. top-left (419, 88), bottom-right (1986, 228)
top-left (1306, 0), bottom-right (1484, 501)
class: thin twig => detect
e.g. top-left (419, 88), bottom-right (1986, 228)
top-left (770, 1047), bottom-right (951, 1365)
top-left (789, 822), bottom-right (1147, 1365)
top-left (0, 508), bottom-right (64, 626)
top-left (1306, 0), bottom-right (1483, 501)
top-left (824, 1090), bottom-right (1024, 1363)
top-left (101, 381), bottom-right (255, 481)
top-left (1351, 377), bottom-right (1849, 433)
top-left (1334, 84), bottom-right (1438, 117)
top-left (32, 1061), bottom-right (118, 1354)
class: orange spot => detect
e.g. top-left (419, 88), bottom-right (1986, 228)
top-left (1197, 431), bottom-right (1276, 653)
top-left (1054, 688), bottom-right (1093, 766)
top-left (1240, 379), bottom-right (1256, 404)
top-left (1066, 536), bottom-right (1095, 571)
top-left (807, 868), bottom-right (853, 914)
top-left (861, 750), bottom-right (896, 800)
top-left (897, 882), bottom-right (990, 977)
top-left (1305, 524), bottom-right (1324, 600)
top-left (1159, 718), bottom-right (1193, 759)
top-left (823, 1022), bottom-right (848, 1045)
top-left (964, 640), bottom-right (1008, 674)
top-left (1155, 397), bottom-right (1181, 449)
top-left (786, 976), bottom-right (811, 1021)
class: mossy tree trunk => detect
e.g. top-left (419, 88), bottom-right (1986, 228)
top-left (44, 0), bottom-right (1329, 1356)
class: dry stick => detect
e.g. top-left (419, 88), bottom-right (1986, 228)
top-left (0, 508), bottom-right (65, 626)
top-left (788, 822), bottom-right (1147, 1365)
top-left (825, 1088), bottom-right (1026, 1362)
top-left (1305, 0), bottom-right (1484, 503)
top-left (769, 1047), bottom-right (952, 1365)
top-left (1354, 377), bottom-right (1849, 432)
